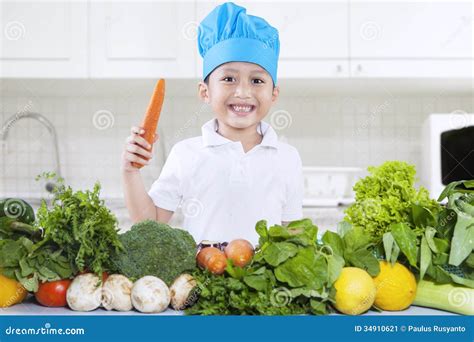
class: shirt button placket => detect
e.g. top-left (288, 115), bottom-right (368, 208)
top-left (230, 145), bottom-right (248, 184)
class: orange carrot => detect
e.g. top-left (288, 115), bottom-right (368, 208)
top-left (132, 79), bottom-right (165, 168)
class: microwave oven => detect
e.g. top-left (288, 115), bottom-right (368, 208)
top-left (421, 113), bottom-right (474, 199)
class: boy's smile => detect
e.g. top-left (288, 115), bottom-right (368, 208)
top-left (227, 104), bottom-right (256, 117)
top-left (199, 62), bottom-right (280, 140)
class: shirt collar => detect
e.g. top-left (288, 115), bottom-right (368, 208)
top-left (201, 119), bottom-right (279, 149)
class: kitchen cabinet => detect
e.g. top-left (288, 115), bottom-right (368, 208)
top-left (89, 1), bottom-right (196, 78)
top-left (350, 1), bottom-right (473, 78)
top-left (196, 1), bottom-right (350, 79)
top-left (1, 1), bottom-right (471, 79)
top-left (0, 1), bottom-right (88, 78)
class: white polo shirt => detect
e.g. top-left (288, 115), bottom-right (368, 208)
top-left (148, 118), bottom-right (303, 245)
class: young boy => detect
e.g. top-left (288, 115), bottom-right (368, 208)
top-left (121, 2), bottom-right (303, 245)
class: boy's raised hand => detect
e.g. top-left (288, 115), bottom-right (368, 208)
top-left (121, 126), bottom-right (159, 172)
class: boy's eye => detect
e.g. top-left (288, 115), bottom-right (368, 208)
top-left (222, 77), bottom-right (235, 82)
top-left (252, 79), bottom-right (264, 84)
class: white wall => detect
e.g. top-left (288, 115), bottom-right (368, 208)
top-left (1, 79), bottom-right (472, 198)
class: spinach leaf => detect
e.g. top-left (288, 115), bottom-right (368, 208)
top-left (262, 242), bottom-right (299, 267)
top-left (427, 264), bottom-right (474, 288)
top-left (322, 231), bottom-right (344, 256)
top-left (337, 221), bottom-right (352, 237)
top-left (420, 236), bottom-right (431, 281)
top-left (310, 299), bottom-right (327, 315)
top-left (391, 223), bottom-right (418, 267)
top-left (432, 253), bottom-right (449, 265)
top-left (438, 180), bottom-right (474, 202)
top-left (343, 226), bottom-right (372, 251)
top-left (286, 219), bottom-right (318, 246)
top-left (255, 220), bottom-right (268, 245)
top-left (275, 247), bottom-right (327, 289)
top-left (465, 253), bottom-right (474, 268)
top-left (344, 248), bottom-right (380, 276)
top-left (382, 232), bottom-right (400, 265)
top-left (433, 237), bottom-right (449, 253)
top-left (268, 225), bottom-right (290, 240)
top-left (412, 204), bottom-right (436, 228)
top-left (243, 274), bottom-right (268, 292)
top-left (424, 227), bottom-right (438, 253)
top-left (326, 253), bottom-right (344, 285)
top-left (448, 193), bottom-right (474, 266)
top-left (436, 208), bottom-right (457, 239)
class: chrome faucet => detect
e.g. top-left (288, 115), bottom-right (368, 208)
top-left (0, 111), bottom-right (62, 192)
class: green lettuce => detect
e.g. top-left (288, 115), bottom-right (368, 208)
top-left (344, 161), bottom-right (440, 242)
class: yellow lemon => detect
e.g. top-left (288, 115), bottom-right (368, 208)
top-left (373, 261), bottom-right (417, 311)
top-left (0, 273), bottom-right (28, 308)
top-left (334, 267), bottom-right (376, 315)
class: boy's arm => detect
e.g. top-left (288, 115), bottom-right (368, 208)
top-left (121, 169), bottom-right (173, 223)
top-left (121, 125), bottom-right (173, 224)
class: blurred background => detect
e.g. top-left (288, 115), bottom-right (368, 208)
top-left (0, 0), bottom-right (473, 231)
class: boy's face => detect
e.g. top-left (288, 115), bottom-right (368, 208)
top-left (198, 62), bottom-right (279, 131)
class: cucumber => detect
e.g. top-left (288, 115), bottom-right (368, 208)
top-left (0, 198), bottom-right (35, 224)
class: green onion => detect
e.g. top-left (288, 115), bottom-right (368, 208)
top-left (413, 279), bottom-right (474, 315)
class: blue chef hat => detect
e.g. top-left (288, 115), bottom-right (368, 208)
top-left (198, 2), bottom-right (280, 85)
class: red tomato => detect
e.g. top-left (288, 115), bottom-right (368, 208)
top-left (35, 280), bottom-right (72, 307)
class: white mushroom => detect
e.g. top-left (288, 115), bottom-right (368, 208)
top-left (102, 274), bottom-right (134, 311)
top-left (170, 274), bottom-right (197, 310)
top-left (131, 276), bottom-right (170, 313)
top-left (67, 273), bottom-right (102, 311)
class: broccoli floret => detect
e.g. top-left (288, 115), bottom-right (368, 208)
top-left (111, 220), bottom-right (197, 285)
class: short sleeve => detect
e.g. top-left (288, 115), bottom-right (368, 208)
top-left (148, 146), bottom-right (182, 211)
top-left (281, 150), bottom-right (303, 221)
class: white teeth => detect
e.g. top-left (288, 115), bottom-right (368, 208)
top-left (231, 105), bottom-right (253, 112)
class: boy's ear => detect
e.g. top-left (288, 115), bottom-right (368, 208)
top-left (271, 85), bottom-right (280, 103)
top-left (198, 81), bottom-right (210, 104)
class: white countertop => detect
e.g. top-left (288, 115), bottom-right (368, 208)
top-left (0, 296), bottom-right (456, 316)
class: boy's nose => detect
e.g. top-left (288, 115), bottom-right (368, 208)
top-left (234, 82), bottom-right (252, 98)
